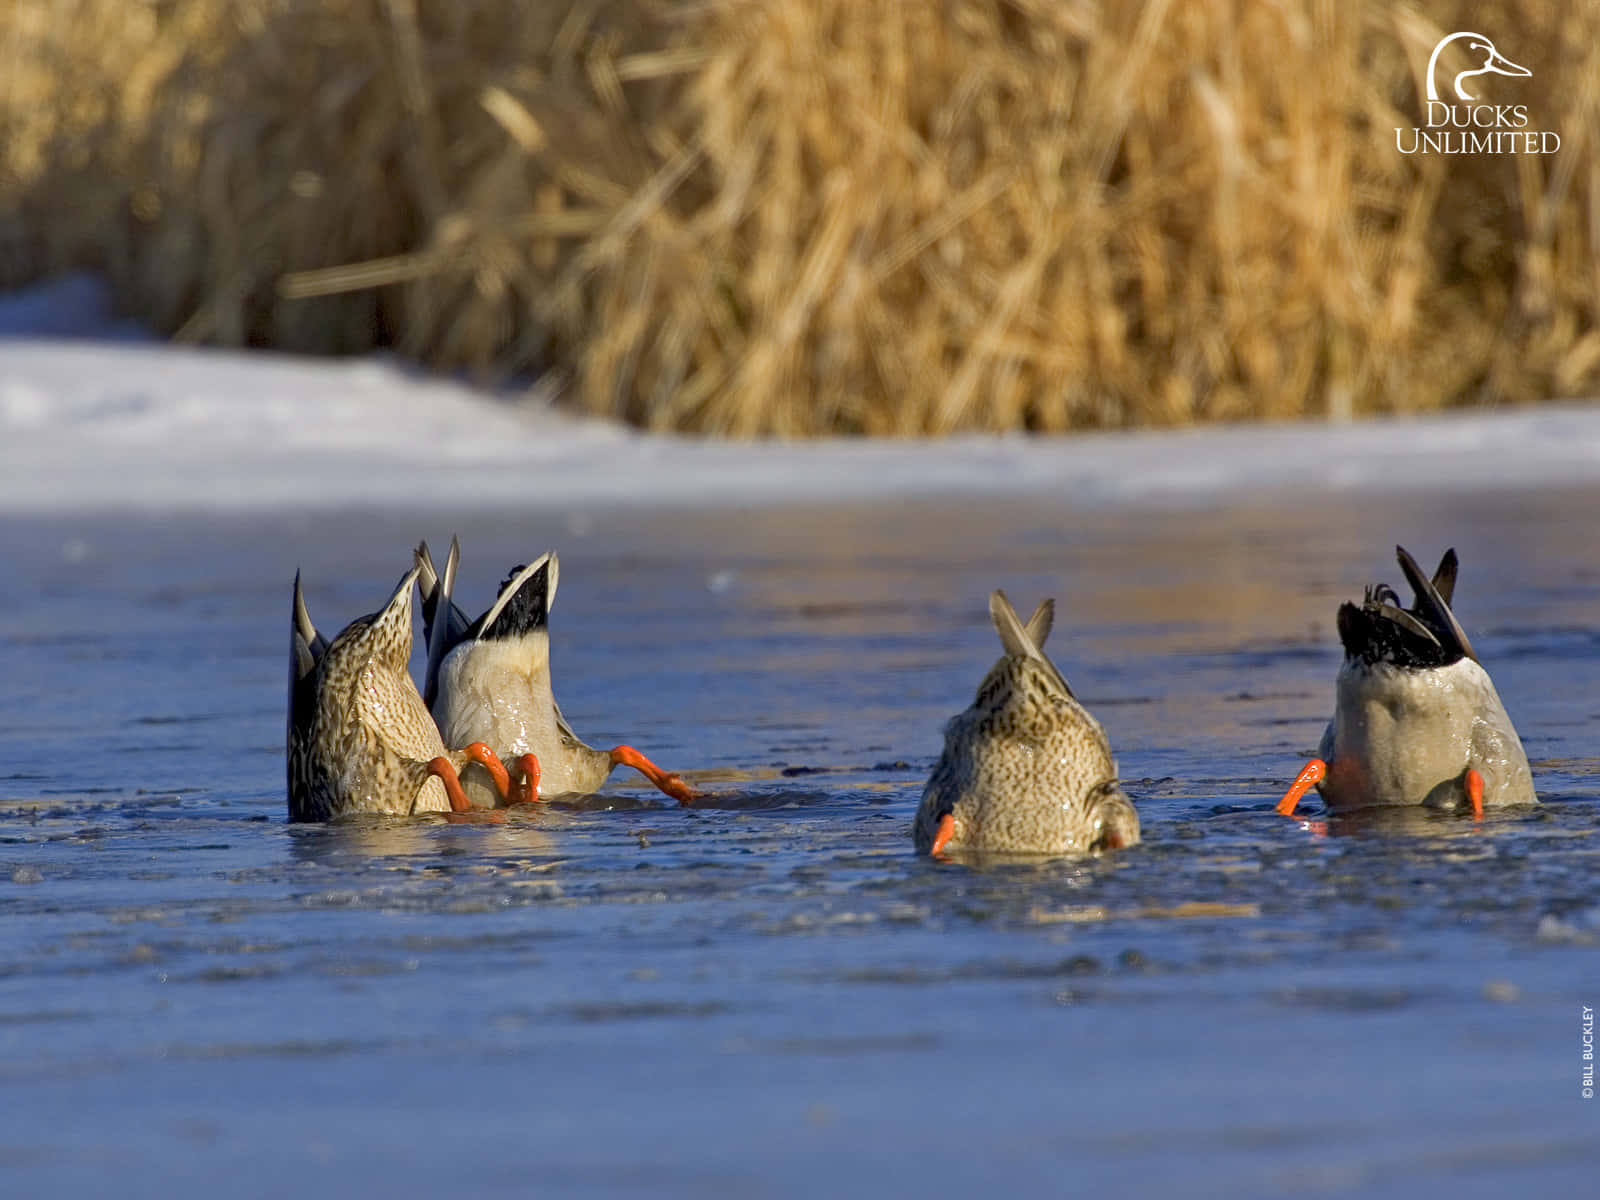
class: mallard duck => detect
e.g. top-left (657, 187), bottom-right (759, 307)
top-left (415, 539), bottom-right (697, 807)
top-left (287, 566), bottom-right (515, 821)
top-left (913, 590), bottom-right (1140, 855)
top-left (1276, 546), bottom-right (1536, 818)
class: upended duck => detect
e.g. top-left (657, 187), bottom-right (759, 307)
top-left (1276, 546), bottom-right (1536, 819)
top-left (415, 539), bottom-right (697, 807)
top-left (913, 590), bottom-right (1140, 855)
top-left (287, 567), bottom-right (518, 821)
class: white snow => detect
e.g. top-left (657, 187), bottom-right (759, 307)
top-left (2, 273), bottom-right (1598, 512)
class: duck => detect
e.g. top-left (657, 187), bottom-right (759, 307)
top-left (287, 566), bottom-right (517, 822)
top-left (1276, 546), bottom-right (1536, 819)
top-left (415, 539), bottom-right (697, 807)
top-left (913, 590), bottom-right (1140, 856)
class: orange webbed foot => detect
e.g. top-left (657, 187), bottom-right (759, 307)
top-left (512, 753), bottom-right (542, 805)
top-left (1465, 767), bottom-right (1484, 820)
top-left (460, 742), bottom-right (511, 801)
top-left (1276, 759), bottom-right (1327, 817)
top-left (427, 756), bottom-right (475, 813)
top-left (609, 745), bottom-right (700, 806)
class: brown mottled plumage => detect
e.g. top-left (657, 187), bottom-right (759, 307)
top-left (288, 567), bottom-right (503, 822)
top-left (913, 591), bottom-right (1140, 855)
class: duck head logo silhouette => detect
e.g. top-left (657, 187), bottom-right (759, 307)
top-left (1426, 31), bottom-right (1531, 102)
top-left (1396, 29), bottom-right (1555, 156)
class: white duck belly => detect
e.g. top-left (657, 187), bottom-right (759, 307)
top-left (434, 636), bottom-right (575, 805)
top-left (1320, 657), bottom-right (1535, 810)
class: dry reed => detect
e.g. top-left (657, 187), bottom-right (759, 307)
top-left (2, 0), bottom-right (1597, 434)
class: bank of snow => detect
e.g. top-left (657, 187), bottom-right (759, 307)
top-left (2, 275), bottom-right (1598, 512)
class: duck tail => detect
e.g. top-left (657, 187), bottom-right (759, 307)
top-left (1429, 548), bottom-right (1459, 608)
top-left (363, 565), bottom-right (421, 671)
top-left (1396, 545), bottom-right (1477, 663)
top-left (1336, 547), bottom-right (1478, 668)
top-left (416, 536), bottom-right (466, 708)
top-left (989, 590), bottom-right (1074, 697)
top-left (288, 570), bottom-right (325, 738)
top-left (473, 552), bottom-right (560, 642)
top-left (290, 569), bottom-right (327, 674)
top-left (1022, 597), bottom-right (1053, 648)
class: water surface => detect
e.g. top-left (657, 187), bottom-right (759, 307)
top-left (2, 489), bottom-right (1597, 1197)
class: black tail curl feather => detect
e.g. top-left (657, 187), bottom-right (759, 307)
top-left (1336, 546), bottom-right (1474, 669)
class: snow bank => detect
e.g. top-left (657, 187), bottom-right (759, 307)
top-left (2, 275), bottom-right (1598, 512)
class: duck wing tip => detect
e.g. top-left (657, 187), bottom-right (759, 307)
top-left (1432, 547), bottom-right (1459, 608)
top-left (1023, 598), bottom-right (1054, 648)
top-left (1395, 544), bottom-right (1477, 663)
top-left (473, 552), bottom-right (556, 641)
top-left (988, 588), bottom-right (1075, 697)
top-left (291, 569), bottom-right (328, 659)
top-left (988, 590), bottom-right (1028, 657)
top-left (420, 536), bottom-right (465, 708)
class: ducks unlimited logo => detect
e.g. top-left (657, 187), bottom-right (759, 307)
top-left (1396, 31), bottom-right (1559, 155)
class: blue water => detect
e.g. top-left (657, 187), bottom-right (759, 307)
top-left (1, 491), bottom-right (1597, 1198)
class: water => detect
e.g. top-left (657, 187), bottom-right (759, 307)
top-left (2, 490), bottom-right (1597, 1198)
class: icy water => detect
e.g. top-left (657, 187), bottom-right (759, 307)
top-left (2, 489), bottom-right (1597, 1198)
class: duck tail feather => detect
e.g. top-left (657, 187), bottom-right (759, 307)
top-left (1396, 545), bottom-right (1477, 662)
top-left (990, 589), bottom-right (1075, 697)
top-left (291, 569), bottom-right (328, 661)
top-left (418, 536), bottom-right (463, 709)
top-left (289, 571), bottom-right (324, 704)
top-left (473, 552), bottom-right (557, 641)
top-left (1430, 548), bottom-right (1459, 608)
top-left (1022, 598), bottom-right (1054, 649)
top-left (372, 566), bottom-right (422, 663)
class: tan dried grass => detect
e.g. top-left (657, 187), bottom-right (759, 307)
top-left (2, 0), bottom-right (1596, 434)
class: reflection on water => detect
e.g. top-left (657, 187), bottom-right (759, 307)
top-left (1313, 806), bottom-right (1515, 839)
top-left (0, 489), bottom-right (1597, 1196)
top-left (287, 814), bottom-right (564, 862)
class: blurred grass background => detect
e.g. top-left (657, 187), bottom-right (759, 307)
top-left (1, 0), bottom-right (1597, 435)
